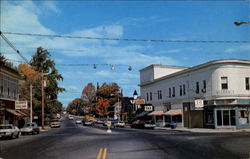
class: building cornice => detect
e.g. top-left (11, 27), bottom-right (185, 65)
top-left (139, 59), bottom-right (250, 87)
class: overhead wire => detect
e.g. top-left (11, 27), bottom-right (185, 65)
top-left (0, 31), bottom-right (29, 63)
top-left (3, 31), bottom-right (249, 44)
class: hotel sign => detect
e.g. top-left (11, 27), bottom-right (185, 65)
top-left (15, 101), bottom-right (28, 109)
top-left (144, 105), bottom-right (153, 111)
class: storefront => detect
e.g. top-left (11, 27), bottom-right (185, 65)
top-left (214, 106), bottom-right (250, 129)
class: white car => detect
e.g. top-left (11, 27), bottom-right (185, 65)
top-left (68, 115), bottom-right (74, 120)
top-left (114, 121), bottom-right (125, 128)
top-left (75, 119), bottom-right (82, 124)
top-left (0, 124), bottom-right (20, 139)
top-left (20, 122), bottom-right (40, 135)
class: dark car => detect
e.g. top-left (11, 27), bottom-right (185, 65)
top-left (20, 122), bottom-right (40, 135)
top-left (131, 120), bottom-right (156, 129)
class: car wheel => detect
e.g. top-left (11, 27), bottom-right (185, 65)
top-left (37, 130), bottom-right (40, 134)
top-left (16, 132), bottom-right (20, 138)
top-left (10, 133), bottom-right (14, 139)
top-left (32, 130), bottom-right (35, 135)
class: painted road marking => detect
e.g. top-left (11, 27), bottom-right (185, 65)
top-left (96, 147), bottom-right (107, 159)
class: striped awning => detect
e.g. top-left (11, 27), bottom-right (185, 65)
top-left (147, 110), bottom-right (164, 116)
top-left (6, 109), bottom-right (22, 117)
top-left (164, 109), bottom-right (182, 116)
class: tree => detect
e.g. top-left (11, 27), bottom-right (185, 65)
top-left (82, 83), bottom-right (96, 103)
top-left (18, 47), bottom-right (65, 124)
top-left (66, 98), bottom-right (89, 115)
top-left (95, 98), bottom-right (110, 117)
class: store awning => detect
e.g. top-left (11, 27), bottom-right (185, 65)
top-left (16, 110), bottom-right (28, 117)
top-left (147, 110), bottom-right (164, 116)
top-left (164, 109), bottom-right (182, 116)
top-left (135, 111), bottom-right (151, 118)
top-left (6, 109), bottom-right (22, 117)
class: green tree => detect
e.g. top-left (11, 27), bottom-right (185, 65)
top-left (19, 47), bottom-right (65, 124)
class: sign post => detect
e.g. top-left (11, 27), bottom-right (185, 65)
top-left (107, 121), bottom-right (112, 133)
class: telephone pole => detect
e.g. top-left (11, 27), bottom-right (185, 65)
top-left (30, 84), bottom-right (33, 123)
top-left (42, 70), bottom-right (44, 129)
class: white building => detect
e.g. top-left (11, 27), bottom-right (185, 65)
top-left (139, 59), bottom-right (250, 129)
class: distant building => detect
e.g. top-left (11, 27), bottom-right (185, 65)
top-left (139, 59), bottom-right (250, 129)
top-left (0, 61), bottom-right (25, 126)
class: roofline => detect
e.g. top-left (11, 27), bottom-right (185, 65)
top-left (139, 59), bottom-right (250, 87)
top-left (139, 64), bottom-right (189, 72)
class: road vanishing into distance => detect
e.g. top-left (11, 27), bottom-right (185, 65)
top-left (1, 116), bottom-right (250, 159)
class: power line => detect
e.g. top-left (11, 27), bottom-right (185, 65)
top-left (0, 31), bottom-right (29, 63)
top-left (3, 31), bottom-right (249, 44)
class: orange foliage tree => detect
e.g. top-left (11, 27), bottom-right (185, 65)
top-left (95, 98), bottom-right (110, 117)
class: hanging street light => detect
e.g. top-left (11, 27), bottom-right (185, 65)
top-left (234, 21), bottom-right (250, 26)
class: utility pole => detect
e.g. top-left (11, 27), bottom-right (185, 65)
top-left (41, 70), bottom-right (44, 129)
top-left (30, 84), bottom-right (33, 123)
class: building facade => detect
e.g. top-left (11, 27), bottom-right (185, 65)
top-left (139, 59), bottom-right (250, 129)
top-left (0, 61), bottom-right (24, 126)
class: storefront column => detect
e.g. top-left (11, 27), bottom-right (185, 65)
top-left (163, 115), bottom-right (165, 127)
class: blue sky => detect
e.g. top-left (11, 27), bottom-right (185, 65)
top-left (1, 0), bottom-right (249, 107)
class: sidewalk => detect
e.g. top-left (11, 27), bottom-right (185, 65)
top-left (39, 126), bottom-right (51, 132)
top-left (155, 127), bottom-right (250, 133)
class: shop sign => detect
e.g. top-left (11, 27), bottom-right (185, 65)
top-left (195, 99), bottom-right (204, 109)
top-left (15, 101), bottom-right (28, 109)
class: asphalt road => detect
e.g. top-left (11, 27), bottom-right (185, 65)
top-left (1, 117), bottom-right (250, 159)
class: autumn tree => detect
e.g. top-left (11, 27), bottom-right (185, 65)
top-left (66, 98), bottom-right (89, 115)
top-left (95, 98), bottom-right (110, 117)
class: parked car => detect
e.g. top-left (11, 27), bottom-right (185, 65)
top-left (114, 121), bottom-right (125, 128)
top-left (83, 120), bottom-right (94, 126)
top-left (20, 122), bottom-right (40, 135)
top-left (75, 119), bottom-right (82, 124)
top-left (50, 119), bottom-right (61, 128)
top-left (68, 115), bottom-right (74, 120)
top-left (131, 120), bottom-right (156, 129)
top-left (0, 124), bottom-right (20, 139)
top-left (103, 120), bottom-right (118, 126)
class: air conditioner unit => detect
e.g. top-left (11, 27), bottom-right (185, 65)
top-left (201, 88), bottom-right (206, 93)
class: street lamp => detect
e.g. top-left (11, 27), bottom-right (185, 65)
top-left (234, 21), bottom-right (250, 26)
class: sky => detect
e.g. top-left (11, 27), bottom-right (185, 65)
top-left (0, 0), bottom-right (249, 107)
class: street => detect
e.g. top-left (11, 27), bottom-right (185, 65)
top-left (0, 117), bottom-right (250, 159)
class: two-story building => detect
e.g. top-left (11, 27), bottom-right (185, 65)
top-left (0, 61), bottom-right (24, 126)
top-left (139, 59), bottom-right (250, 129)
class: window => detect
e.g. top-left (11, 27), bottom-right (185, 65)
top-left (172, 87), bottom-right (175, 97)
top-left (168, 88), bottom-right (171, 98)
top-left (159, 90), bottom-right (162, 99)
top-left (217, 110), bottom-right (222, 126)
top-left (221, 77), bottom-right (228, 90)
top-left (196, 82), bottom-right (199, 94)
top-left (150, 92), bottom-right (152, 101)
top-left (146, 93), bottom-right (149, 101)
top-left (183, 84), bottom-right (186, 95)
top-left (202, 80), bottom-right (206, 93)
top-left (246, 77), bottom-right (250, 90)
top-left (217, 109), bottom-right (236, 126)
top-left (179, 85), bottom-right (182, 96)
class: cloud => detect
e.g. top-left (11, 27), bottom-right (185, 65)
top-left (43, 1), bottom-right (60, 13)
top-left (224, 44), bottom-right (250, 54)
top-left (115, 16), bottom-right (168, 26)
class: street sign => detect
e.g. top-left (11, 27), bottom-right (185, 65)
top-left (15, 101), bottom-right (28, 109)
top-left (144, 105), bottom-right (153, 111)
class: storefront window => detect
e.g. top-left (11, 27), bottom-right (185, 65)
top-left (217, 110), bottom-right (222, 126)
top-left (239, 110), bottom-right (249, 125)
top-left (223, 110), bottom-right (230, 126)
top-left (230, 110), bottom-right (236, 126)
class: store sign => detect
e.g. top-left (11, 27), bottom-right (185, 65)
top-left (144, 105), bottom-right (153, 111)
top-left (15, 101), bottom-right (28, 109)
top-left (195, 99), bottom-right (204, 109)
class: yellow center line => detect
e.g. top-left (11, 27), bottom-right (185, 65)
top-left (102, 148), bottom-right (107, 159)
top-left (96, 148), bottom-right (103, 159)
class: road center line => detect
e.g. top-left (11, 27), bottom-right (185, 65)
top-left (102, 148), bottom-right (107, 159)
top-left (96, 148), bottom-right (103, 159)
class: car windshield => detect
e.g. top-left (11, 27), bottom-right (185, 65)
top-left (0, 126), bottom-right (12, 129)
